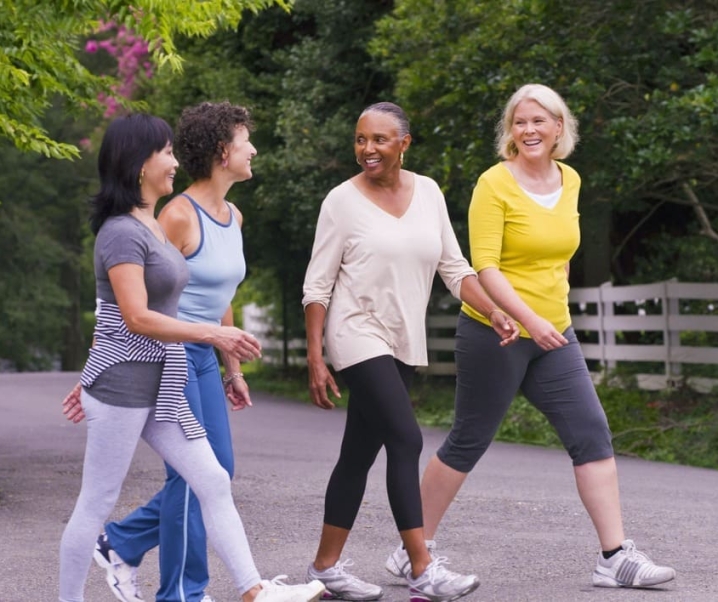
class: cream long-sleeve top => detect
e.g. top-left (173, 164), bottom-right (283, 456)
top-left (302, 172), bottom-right (476, 371)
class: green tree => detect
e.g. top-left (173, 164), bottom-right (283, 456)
top-left (245, 0), bottom-right (394, 349)
top-left (0, 0), bottom-right (290, 159)
top-left (0, 0), bottom-right (292, 371)
top-left (144, 0), bottom-right (395, 365)
top-left (0, 168), bottom-right (72, 370)
top-left (371, 0), bottom-right (718, 285)
top-left (0, 107), bottom-right (97, 371)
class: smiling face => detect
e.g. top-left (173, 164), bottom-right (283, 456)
top-left (223, 125), bottom-right (257, 182)
top-left (354, 111), bottom-right (410, 180)
top-left (510, 99), bottom-right (563, 163)
top-left (141, 142), bottom-right (178, 200)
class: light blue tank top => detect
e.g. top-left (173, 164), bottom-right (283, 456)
top-left (176, 194), bottom-right (246, 325)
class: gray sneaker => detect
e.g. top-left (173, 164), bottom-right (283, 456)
top-left (592, 539), bottom-right (676, 588)
top-left (93, 532), bottom-right (144, 602)
top-left (385, 540), bottom-right (437, 579)
top-left (306, 559), bottom-right (383, 600)
top-left (407, 557), bottom-right (479, 602)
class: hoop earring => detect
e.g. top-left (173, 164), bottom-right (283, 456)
top-left (222, 159), bottom-right (228, 168)
top-left (139, 169), bottom-right (144, 186)
top-left (356, 157), bottom-right (361, 165)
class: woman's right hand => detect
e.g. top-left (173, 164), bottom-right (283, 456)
top-left (210, 326), bottom-right (262, 362)
top-left (523, 315), bottom-right (568, 350)
top-left (307, 357), bottom-right (341, 410)
top-left (62, 382), bottom-right (85, 424)
top-left (488, 310), bottom-right (520, 346)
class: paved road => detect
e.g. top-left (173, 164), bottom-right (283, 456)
top-left (0, 372), bottom-right (715, 602)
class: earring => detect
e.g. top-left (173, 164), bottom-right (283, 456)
top-left (356, 157), bottom-right (361, 165)
top-left (139, 169), bottom-right (144, 186)
top-left (222, 159), bottom-right (228, 168)
top-left (400, 152), bottom-right (404, 164)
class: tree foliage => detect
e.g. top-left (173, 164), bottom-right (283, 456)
top-left (0, 166), bottom-right (72, 370)
top-left (145, 0), bottom-right (394, 343)
top-left (0, 0), bottom-right (290, 159)
top-left (0, 0), bottom-right (290, 371)
top-left (371, 0), bottom-right (718, 284)
top-left (3, 0), bottom-right (717, 370)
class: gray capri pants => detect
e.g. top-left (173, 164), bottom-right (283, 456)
top-left (437, 312), bottom-right (614, 472)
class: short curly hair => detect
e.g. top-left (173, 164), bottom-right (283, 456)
top-left (175, 101), bottom-right (254, 180)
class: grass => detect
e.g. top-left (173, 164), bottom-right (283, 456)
top-left (241, 362), bottom-right (718, 470)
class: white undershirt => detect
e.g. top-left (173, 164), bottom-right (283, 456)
top-left (521, 185), bottom-right (563, 209)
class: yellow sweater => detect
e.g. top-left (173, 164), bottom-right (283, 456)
top-left (461, 161), bottom-right (581, 337)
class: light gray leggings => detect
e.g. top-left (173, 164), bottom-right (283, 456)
top-left (59, 391), bottom-right (260, 602)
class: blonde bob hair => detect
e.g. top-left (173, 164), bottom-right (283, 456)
top-left (495, 84), bottom-right (579, 160)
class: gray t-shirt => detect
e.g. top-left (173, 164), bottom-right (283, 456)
top-left (88, 214), bottom-right (190, 407)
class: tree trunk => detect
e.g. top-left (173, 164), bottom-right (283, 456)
top-left (580, 195), bottom-right (612, 286)
top-left (60, 260), bottom-right (85, 371)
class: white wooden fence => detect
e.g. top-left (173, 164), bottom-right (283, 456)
top-left (244, 280), bottom-right (718, 391)
top-left (569, 280), bottom-right (718, 390)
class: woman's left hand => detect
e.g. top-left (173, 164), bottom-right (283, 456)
top-left (225, 376), bottom-right (252, 411)
top-left (489, 310), bottom-right (521, 346)
top-left (62, 382), bottom-right (85, 423)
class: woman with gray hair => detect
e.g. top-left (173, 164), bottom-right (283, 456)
top-left (302, 101), bottom-right (519, 601)
top-left (386, 84), bottom-right (676, 590)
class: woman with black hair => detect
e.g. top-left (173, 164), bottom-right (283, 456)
top-left (92, 102), bottom-right (260, 602)
top-left (58, 113), bottom-right (324, 602)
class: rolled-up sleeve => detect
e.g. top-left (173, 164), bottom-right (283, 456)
top-left (469, 175), bottom-right (505, 273)
top-left (436, 192), bottom-right (476, 299)
top-left (302, 199), bottom-right (344, 309)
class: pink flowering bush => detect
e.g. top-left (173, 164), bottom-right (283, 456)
top-left (85, 21), bottom-right (153, 118)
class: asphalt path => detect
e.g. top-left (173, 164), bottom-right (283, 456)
top-left (0, 372), bottom-right (716, 602)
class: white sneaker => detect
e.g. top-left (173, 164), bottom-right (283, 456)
top-left (255, 575), bottom-right (325, 602)
top-left (306, 559), bottom-right (383, 600)
top-left (592, 539), bottom-right (676, 588)
top-left (93, 532), bottom-right (144, 602)
top-left (385, 540), bottom-right (436, 579)
top-left (407, 557), bottom-right (479, 602)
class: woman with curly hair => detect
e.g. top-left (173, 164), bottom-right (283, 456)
top-left (77, 102), bottom-right (304, 602)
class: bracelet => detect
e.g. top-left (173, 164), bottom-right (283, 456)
top-left (222, 371), bottom-right (244, 385)
top-left (488, 308), bottom-right (506, 320)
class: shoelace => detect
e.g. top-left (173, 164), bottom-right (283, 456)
top-left (423, 556), bottom-right (456, 583)
top-left (621, 540), bottom-right (652, 564)
top-left (109, 560), bottom-right (140, 586)
top-left (332, 558), bottom-right (356, 575)
top-left (267, 575), bottom-right (291, 587)
top-left (330, 559), bottom-right (367, 585)
top-left (128, 567), bottom-right (142, 594)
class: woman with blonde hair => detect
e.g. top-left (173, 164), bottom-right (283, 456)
top-left (386, 84), bottom-right (676, 590)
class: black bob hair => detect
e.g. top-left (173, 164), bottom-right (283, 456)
top-left (89, 113), bottom-right (174, 235)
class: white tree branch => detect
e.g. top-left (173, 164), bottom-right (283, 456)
top-left (682, 182), bottom-right (718, 242)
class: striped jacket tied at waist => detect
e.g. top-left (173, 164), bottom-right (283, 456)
top-left (81, 300), bottom-right (206, 440)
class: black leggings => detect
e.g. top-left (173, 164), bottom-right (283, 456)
top-left (324, 355), bottom-right (423, 532)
